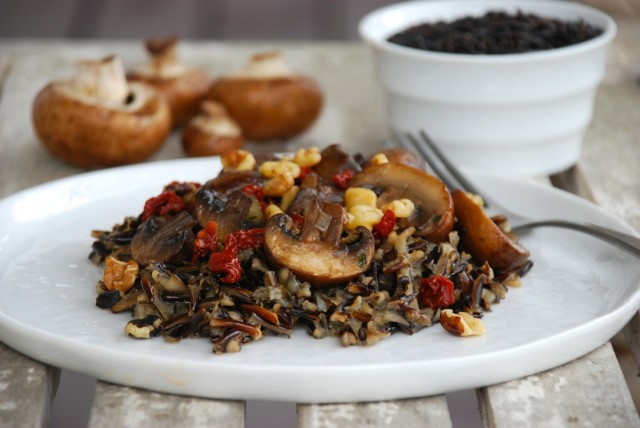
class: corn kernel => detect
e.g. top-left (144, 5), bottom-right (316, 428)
top-left (371, 153), bottom-right (389, 166)
top-left (345, 187), bottom-right (377, 209)
top-left (293, 147), bottom-right (322, 167)
top-left (346, 205), bottom-right (384, 230)
top-left (279, 185), bottom-right (299, 212)
top-left (381, 198), bottom-right (415, 218)
top-left (221, 149), bottom-right (256, 171)
top-left (264, 204), bottom-right (284, 219)
top-left (259, 160), bottom-right (301, 179)
top-left (104, 256), bottom-right (139, 293)
top-left (263, 172), bottom-right (294, 196)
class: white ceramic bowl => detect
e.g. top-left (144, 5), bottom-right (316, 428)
top-left (359, 0), bottom-right (616, 176)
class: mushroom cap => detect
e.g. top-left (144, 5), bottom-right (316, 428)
top-left (182, 125), bottom-right (244, 157)
top-left (363, 148), bottom-right (426, 170)
top-left (452, 189), bottom-right (530, 273)
top-left (313, 144), bottom-right (362, 182)
top-left (264, 213), bottom-right (375, 288)
top-left (128, 67), bottom-right (210, 127)
top-left (32, 80), bottom-right (171, 168)
top-left (206, 76), bottom-right (323, 141)
top-left (181, 101), bottom-right (244, 157)
top-left (351, 163), bottom-right (455, 242)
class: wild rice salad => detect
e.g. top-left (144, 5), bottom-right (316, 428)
top-left (89, 145), bottom-right (532, 354)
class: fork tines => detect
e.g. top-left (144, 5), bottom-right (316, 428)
top-left (389, 130), bottom-right (486, 203)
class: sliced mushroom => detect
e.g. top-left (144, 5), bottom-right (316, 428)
top-left (131, 211), bottom-right (196, 266)
top-left (182, 101), bottom-right (244, 157)
top-left (32, 55), bottom-right (171, 167)
top-left (128, 36), bottom-right (210, 127)
top-left (350, 163), bottom-right (455, 243)
top-left (313, 144), bottom-right (362, 182)
top-left (201, 169), bottom-right (263, 194)
top-left (452, 189), bottom-right (530, 273)
top-left (363, 148), bottom-right (426, 170)
top-left (206, 51), bottom-right (323, 141)
top-left (285, 173), bottom-right (343, 216)
top-left (264, 201), bottom-right (375, 288)
top-left (194, 189), bottom-right (253, 241)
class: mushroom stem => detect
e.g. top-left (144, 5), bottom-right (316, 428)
top-left (145, 35), bottom-right (179, 75)
top-left (74, 55), bottom-right (129, 104)
top-left (231, 50), bottom-right (297, 79)
top-left (191, 101), bottom-right (242, 137)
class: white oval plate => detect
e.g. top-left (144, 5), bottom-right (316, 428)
top-left (1, 158), bottom-right (639, 403)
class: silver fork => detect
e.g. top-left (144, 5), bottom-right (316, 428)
top-left (391, 130), bottom-right (640, 258)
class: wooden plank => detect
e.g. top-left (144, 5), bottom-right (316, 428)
top-left (88, 382), bottom-right (244, 428)
top-left (478, 343), bottom-right (640, 428)
top-left (623, 313), bottom-right (640, 375)
top-left (579, 19), bottom-right (640, 232)
top-left (0, 343), bottom-right (60, 428)
top-left (298, 396), bottom-right (452, 428)
top-left (549, 164), bottom-right (595, 202)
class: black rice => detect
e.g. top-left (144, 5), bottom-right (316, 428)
top-left (387, 10), bottom-right (604, 54)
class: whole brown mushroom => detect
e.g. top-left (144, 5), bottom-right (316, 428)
top-left (206, 51), bottom-right (323, 141)
top-left (32, 56), bottom-right (172, 168)
top-left (182, 101), bottom-right (244, 157)
top-left (128, 36), bottom-right (210, 127)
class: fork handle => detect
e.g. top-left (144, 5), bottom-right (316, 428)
top-left (513, 220), bottom-right (640, 258)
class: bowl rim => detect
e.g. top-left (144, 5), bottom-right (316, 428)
top-left (358, 0), bottom-right (617, 64)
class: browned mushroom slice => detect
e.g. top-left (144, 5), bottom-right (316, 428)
top-left (194, 189), bottom-right (253, 241)
top-left (313, 144), bottom-right (362, 182)
top-left (131, 211), bottom-right (196, 266)
top-left (285, 173), bottom-right (343, 216)
top-left (452, 189), bottom-right (530, 274)
top-left (363, 148), bottom-right (426, 170)
top-left (350, 163), bottom-right (455, 243)
top-left (202, 169), bottom-right (263, 194)
top-left (264, 201), bottom-right (375, 288)
top-left (193, 170), bottom-right (263, 234)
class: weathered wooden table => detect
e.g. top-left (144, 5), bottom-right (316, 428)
top-left (1, 13), bottom-right (639, 428)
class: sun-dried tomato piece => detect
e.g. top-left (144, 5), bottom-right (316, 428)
top-left (373, 209), bottom-right (396, 240)
top-left (209, 252), bottom-right (242, 284)
top-left (207, 228), bottom-right (265, 284)
top-left (290, 213), bottom-right (305, 231)
top-left (192, 220), bottom-right (218, 263)
top-left (332, 170), bottom-right (354, 189)
top-left (297, 166), bottom-right (312, 182)
top-left (142, 191), bottom-right (186, 221)
top-left (223, 228), bottom-right (265, 255)
top-left (241, 184), bottom-right (268, 210)
top-left (418, 275), bottom-right (455, 309)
